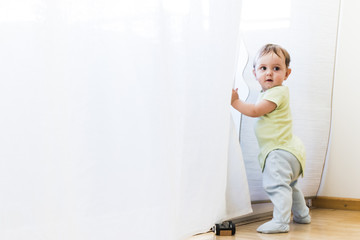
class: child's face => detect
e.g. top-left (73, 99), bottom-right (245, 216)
top-left (253, 52), bottom-right (291, 92)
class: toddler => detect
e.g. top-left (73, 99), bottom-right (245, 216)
top-left (231, 44), bottom-right (311, 233)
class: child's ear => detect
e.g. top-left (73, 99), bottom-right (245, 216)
top-left (285, 68), bottom-right (292, 80)
top-left (253, 69), bottom-right (256, 77)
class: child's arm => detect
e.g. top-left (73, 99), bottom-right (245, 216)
top-left (231, 89), bottom-right (276, 118)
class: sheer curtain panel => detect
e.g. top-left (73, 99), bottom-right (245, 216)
top-left (238, 0), bottom-right (340, 201)
top-left (0, 0), bottom-right (252, 239)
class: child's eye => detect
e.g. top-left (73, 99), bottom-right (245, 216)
top-left (273, 67), bottom-right (280, 71)
top-left (260, 66), bottom-right (267, 71)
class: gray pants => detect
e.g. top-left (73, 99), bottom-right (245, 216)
top-left (263, 149), bottom-right (309, 224)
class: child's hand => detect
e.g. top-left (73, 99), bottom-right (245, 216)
top-left (231, 88), bottom-right (239, 105)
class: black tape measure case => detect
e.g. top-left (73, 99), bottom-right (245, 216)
top-left (214, 221), bottom-right (236, 236)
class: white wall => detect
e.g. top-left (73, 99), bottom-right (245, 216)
top-left (318, 0), bottom-right (360, 198)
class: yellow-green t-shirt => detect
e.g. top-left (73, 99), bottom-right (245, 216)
top-left (254, 85), bottom-right (306, 175)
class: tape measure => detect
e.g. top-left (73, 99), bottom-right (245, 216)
top-left (213, 221), bottom-right (236, 236)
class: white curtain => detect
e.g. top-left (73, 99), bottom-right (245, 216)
top-left (0, 0), bottom-right (251, 239)
top-left (237, 0), bottom-right (340, 201)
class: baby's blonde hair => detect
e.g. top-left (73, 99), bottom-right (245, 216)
top-left (253, 44), bottom-right (291, 69)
